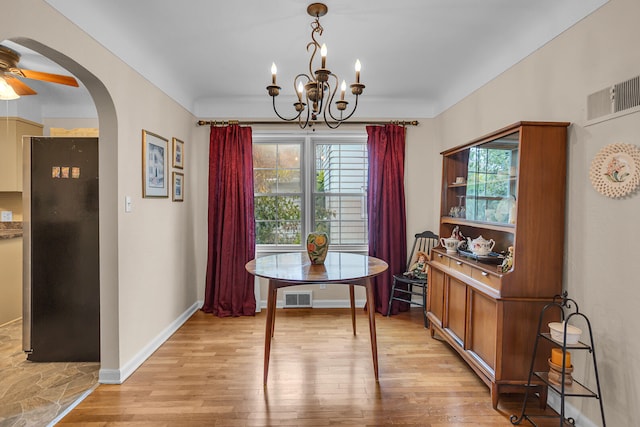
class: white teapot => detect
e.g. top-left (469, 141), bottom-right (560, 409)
top-left (467, 235), bottom-right (495, 256)
top-left (440, 237), bottom-right (459, 254)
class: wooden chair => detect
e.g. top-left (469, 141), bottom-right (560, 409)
top-left (386, 230), bottom-right (439, 327)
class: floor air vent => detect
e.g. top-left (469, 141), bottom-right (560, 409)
top-left (283, 291), bottom-right (312, 308)
top-left (588, 75), bottom-right (640, 121)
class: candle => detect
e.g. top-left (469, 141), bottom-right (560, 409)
top-left (321, 44), bottom-right (327, 68)
top-left (297, 81), bottom-right (304, 101)
top-left (551, 348), bottom-right (571, 367)
top-left (271, 63), bottom-right (277, 85)
top-left (340, 80), bottom-right (346, 100)
top-left (355, 59), bottom-right (361, 83)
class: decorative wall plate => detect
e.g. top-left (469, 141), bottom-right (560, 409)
top-left (589, 143), bottom-right (640, 198)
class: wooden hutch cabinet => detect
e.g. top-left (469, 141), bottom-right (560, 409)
top-left (426, 121), bottom-right (569, 408)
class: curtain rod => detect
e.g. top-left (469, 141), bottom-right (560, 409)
top-left (196, 119), bottom-right (419, 127)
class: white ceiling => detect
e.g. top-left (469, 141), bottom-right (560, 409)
top-left (5, 0), bottom-right (608, 119)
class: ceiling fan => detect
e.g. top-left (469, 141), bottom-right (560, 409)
top-left (0, 44), bottom-right (78, 99)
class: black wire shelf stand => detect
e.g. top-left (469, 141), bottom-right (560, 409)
top-left (510, 291), bottom-right (606, 426)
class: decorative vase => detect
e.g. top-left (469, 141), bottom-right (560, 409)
top-left (306, 231), bottom-right (329, 264)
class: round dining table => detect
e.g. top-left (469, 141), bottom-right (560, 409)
top-left (245, 251), bottom-right (388, 384)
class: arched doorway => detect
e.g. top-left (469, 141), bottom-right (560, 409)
top-left (5, 37), bottom-right (119, 377)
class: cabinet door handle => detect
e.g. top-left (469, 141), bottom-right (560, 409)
top-left (481, 271), bottom-right (488, 277)
top-left (456, 261), bottom-right (463, 266)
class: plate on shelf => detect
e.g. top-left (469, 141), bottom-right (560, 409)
top-left (495, 196), bottom-right (515, 223)
top-left (457, 248), bottom-right (505, 264)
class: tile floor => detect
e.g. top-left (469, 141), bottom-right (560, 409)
top-left (0, 319), bottom-right (99, 427)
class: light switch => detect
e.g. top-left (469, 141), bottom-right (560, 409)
top-left (125, 196), bottom-right (133, 213)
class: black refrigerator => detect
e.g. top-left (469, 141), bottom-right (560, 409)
top-left (22, 136), bottom-right (100, 362)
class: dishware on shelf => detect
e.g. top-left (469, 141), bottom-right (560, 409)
top-left (455, 176), bottom-right (466, 184)
top-left (548, 358), bottom-right (574, 385)
top-left (456, 248), bottom-right (505, 264)
top-left (551, 348), bottom-right (571, 367)
top-left (466, 235), bottom-right (495, 256)
top-left (548, 321), bottom-right (582, 344)
top-left (447, 194), bottom-right (467, 218)
top-left (484, 208), bottom-right (495, 222)
top-left (496, 196), bottom-right (516, 224)
top-left (440, 237), bottom-right (460, 254)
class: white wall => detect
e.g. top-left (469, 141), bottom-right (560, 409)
top-left (1, 0), bottom-right (207, 382)
top-left (432, 0), bottom-right (638, 424)
top-left (405, 120), bottom-right (440, 242)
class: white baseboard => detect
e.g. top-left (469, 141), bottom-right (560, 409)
top-left (98, 300), bottom-right (202, 384)
top-left (259, 298), bottom-right (367, 309)
top-left (97, 367), bottom-right (121, 384)
top-left (312, 299), bottom-right (368, 308)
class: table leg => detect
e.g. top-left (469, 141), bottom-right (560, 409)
top-left (349, 284), bottom-right (356, 335)
top-left (270, 287), bottom-right (277, 338)
top-left (365, 278), bottom-right (379, 380)
top-left (264, 280), bottom-right (277, 384)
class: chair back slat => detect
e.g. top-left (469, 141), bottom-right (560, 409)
top-left (405, 230), bottom-right (438, 271)
top-left (389, 230), bottom-right (439, 326)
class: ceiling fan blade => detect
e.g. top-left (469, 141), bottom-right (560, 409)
top-left (3, 76), bottom-right (37, 95)
top-left (19, 68), bottom-right (79, 87)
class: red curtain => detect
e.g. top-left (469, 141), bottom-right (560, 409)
top-left (202, 125), bottom-right (256, 317)
top-left (367, 124), bottom-right (408, 315)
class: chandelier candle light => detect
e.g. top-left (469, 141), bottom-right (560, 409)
top-left (267, 2), bottom-right (365, 129)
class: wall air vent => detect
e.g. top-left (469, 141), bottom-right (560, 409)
top-left (283, 291), bottom-right (313, 308)
top-left (614, 75), bottom-right (640, 112)
top-left (587, 75), bottom-right (640, 122)
top-left (586, 87), bottom-right (613, 121)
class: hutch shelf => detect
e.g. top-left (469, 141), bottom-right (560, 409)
top-left (427, 121), bottom-right (570, 408)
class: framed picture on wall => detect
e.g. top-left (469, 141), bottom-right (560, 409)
top-left (142, 130), bottom-right (169, 198)
top-left (172, 137), bottom-right (184, 169)
top-left (172, 171), bottom-right (184, 202)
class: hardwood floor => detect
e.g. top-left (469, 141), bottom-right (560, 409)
top-left (59, 308), bottom-right (558, 426)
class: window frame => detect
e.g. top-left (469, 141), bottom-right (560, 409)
top-left (253, 130), bottom-right (368, 255)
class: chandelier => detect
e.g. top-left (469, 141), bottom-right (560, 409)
top-left (267, 3), bottom-right (365, 129)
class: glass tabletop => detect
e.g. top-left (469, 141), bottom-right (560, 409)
top-left (246, 252), bottom-right (388, 283)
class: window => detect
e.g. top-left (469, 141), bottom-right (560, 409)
top-left (253, 132), bottom-right (368, 251)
